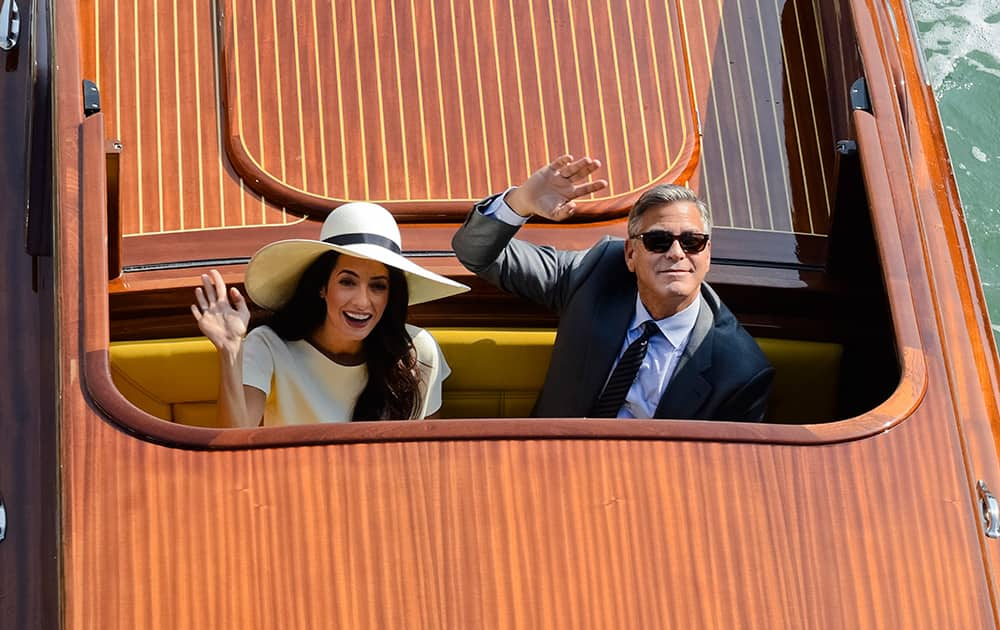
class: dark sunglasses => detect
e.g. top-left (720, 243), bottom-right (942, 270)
top-left (632, 230), bottom-right (710, 254)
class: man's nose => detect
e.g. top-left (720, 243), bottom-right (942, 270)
top-left (665, 239), bottom-right (686, 259)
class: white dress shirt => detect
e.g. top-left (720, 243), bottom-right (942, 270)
top-left (481, 187), bottom-right (531, 225)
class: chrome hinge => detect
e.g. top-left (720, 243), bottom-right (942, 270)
top-left (0, 0), bottom-right (19, 51)
top-left (836, 140), bottom-right (858, 156)
top-left (0, 494), bottom-right (6, 543)
top-left (978, 480), bottom-right (1000, 539)
top-left (849, 77), bottom-right (872, 114)
top-left (83, 79), bottom-right (101, 117)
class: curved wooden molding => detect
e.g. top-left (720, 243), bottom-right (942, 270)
top-left (219, 0), bottom-right (700, 220)
top-left (80, 0), bottom-right (931, 452)
top-left (84, 343), bottom-right (926, 450)
top-left (81, 96), bottom-right (929, 450)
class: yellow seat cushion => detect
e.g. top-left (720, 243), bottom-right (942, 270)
top-left (109, 337), bottom-right (219, 423)
top-left (431, 328), bottom-right (553, 418)
top-left (108, 330), bottom-right (842, 425)
top-left (754, 338), bottom-right (842, 423)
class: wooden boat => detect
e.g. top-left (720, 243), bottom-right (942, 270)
top-left (4, 0), bottom-right (1000, 626)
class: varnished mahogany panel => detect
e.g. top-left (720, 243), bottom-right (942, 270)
top-left (59, 421), bottom-right (993, 628)
top-left (52, 0), bottom-right (1000, 627)
top-left (881, 7), bottom-right (1000, 608)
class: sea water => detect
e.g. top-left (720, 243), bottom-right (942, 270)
top-left (909, 0), bottom-right (1000, 337)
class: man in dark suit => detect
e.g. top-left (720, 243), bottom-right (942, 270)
top-left (451, 155), bottom-right (774, 421)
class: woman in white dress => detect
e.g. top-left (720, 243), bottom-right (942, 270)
top-left (191, 202), bottom-right (468, 427)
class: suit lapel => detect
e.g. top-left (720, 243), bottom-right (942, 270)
top-left (654, 296), bottom-right (714, 419)
top-left (580, 281), bottom-right (636, 413)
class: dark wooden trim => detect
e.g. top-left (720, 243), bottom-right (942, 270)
top-left (118, 220), bottom-right (829, 270)
top-left (105, 140), bottom-right (122, 280)
top-left (107, 261), bottom-right (840, 341)
top-left (0, 0), bottom-right (60, 628)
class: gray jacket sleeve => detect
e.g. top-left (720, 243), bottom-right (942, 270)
top-left (451, 199), bottom-right (594, 314)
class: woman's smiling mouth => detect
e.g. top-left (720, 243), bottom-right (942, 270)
top-left (343, 311), bottom-right (373, 327)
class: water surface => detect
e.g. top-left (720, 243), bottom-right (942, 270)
top-left (909, 0), bottom-right (1000, 334)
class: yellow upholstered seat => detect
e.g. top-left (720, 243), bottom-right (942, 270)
top-left (109, 329), bottom-right (842, 426)
top-left (109, 337), bottom-right (223, 427)
top-left (754, 337), bottom-right (842, 423)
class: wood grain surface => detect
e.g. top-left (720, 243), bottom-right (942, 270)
top-left (59, 423), bottom-right (991, 629)
top-left (50, 0), bottom-right (1000, 628)
top-left (219, 0), bottom-right (698, 217)
top-left (78, 0), bottom-right (844, 273)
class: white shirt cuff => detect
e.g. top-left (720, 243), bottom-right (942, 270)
top-left (481, 187), bottom-right (530, 226)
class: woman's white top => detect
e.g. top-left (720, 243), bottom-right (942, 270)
top-left (242, 324), bottom-right (449, 425)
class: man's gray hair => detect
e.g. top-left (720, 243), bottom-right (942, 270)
top-left (627, 184), bottom-right (712, 237)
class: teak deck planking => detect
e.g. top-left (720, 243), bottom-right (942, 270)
top-left (78, 0), bottom-right (842, 269)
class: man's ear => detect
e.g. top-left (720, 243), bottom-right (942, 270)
top-left (624, 238), bottom-right (637, 273)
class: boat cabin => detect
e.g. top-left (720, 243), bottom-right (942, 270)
top-left (95, 0), bottom-right (895, 430)
top-left (4, 0), bottom-right (1000, 627)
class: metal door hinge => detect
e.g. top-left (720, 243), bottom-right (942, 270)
top-left (0, 494), bottom-right (6, 543)
top-left (0, 0), bottom-right (19, 51)
top-left (836, 140), bottom-right (858, 156)
top-left (978, 480), bottom-right (1000, 539)
top-left (850, 77), bottom-right (872, 114)
top-left (83, 79), bottom-right (101, 116)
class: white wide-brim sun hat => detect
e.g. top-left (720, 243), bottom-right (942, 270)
top-left (245, 202), bottom-right (469, 311)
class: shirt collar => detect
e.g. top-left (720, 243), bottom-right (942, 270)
top-left (630, 293), bottom-right (702, 349)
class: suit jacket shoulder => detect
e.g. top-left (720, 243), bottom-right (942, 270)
top-left (657, 286), bottom-right (774, 421)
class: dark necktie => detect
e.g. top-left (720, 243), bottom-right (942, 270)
top-left (590, 321), bottom-right (660, 418)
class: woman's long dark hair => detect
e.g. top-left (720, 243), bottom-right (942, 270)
top-left (268, 250), bottom-right (420, 420)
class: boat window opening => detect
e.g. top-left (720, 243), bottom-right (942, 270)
top-left (107, 153), bottom-right (902, 427)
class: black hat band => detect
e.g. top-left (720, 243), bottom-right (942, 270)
top-left (324, 232), bottom-right (401, 255)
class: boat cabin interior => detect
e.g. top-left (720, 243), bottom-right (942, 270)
top-left (76, 0), bottom-right (904, 435)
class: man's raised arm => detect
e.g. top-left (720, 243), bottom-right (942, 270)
top-left (450, 154), bottom-right (609, 312)
top-left (503, 154), bottom-right (608, 221)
